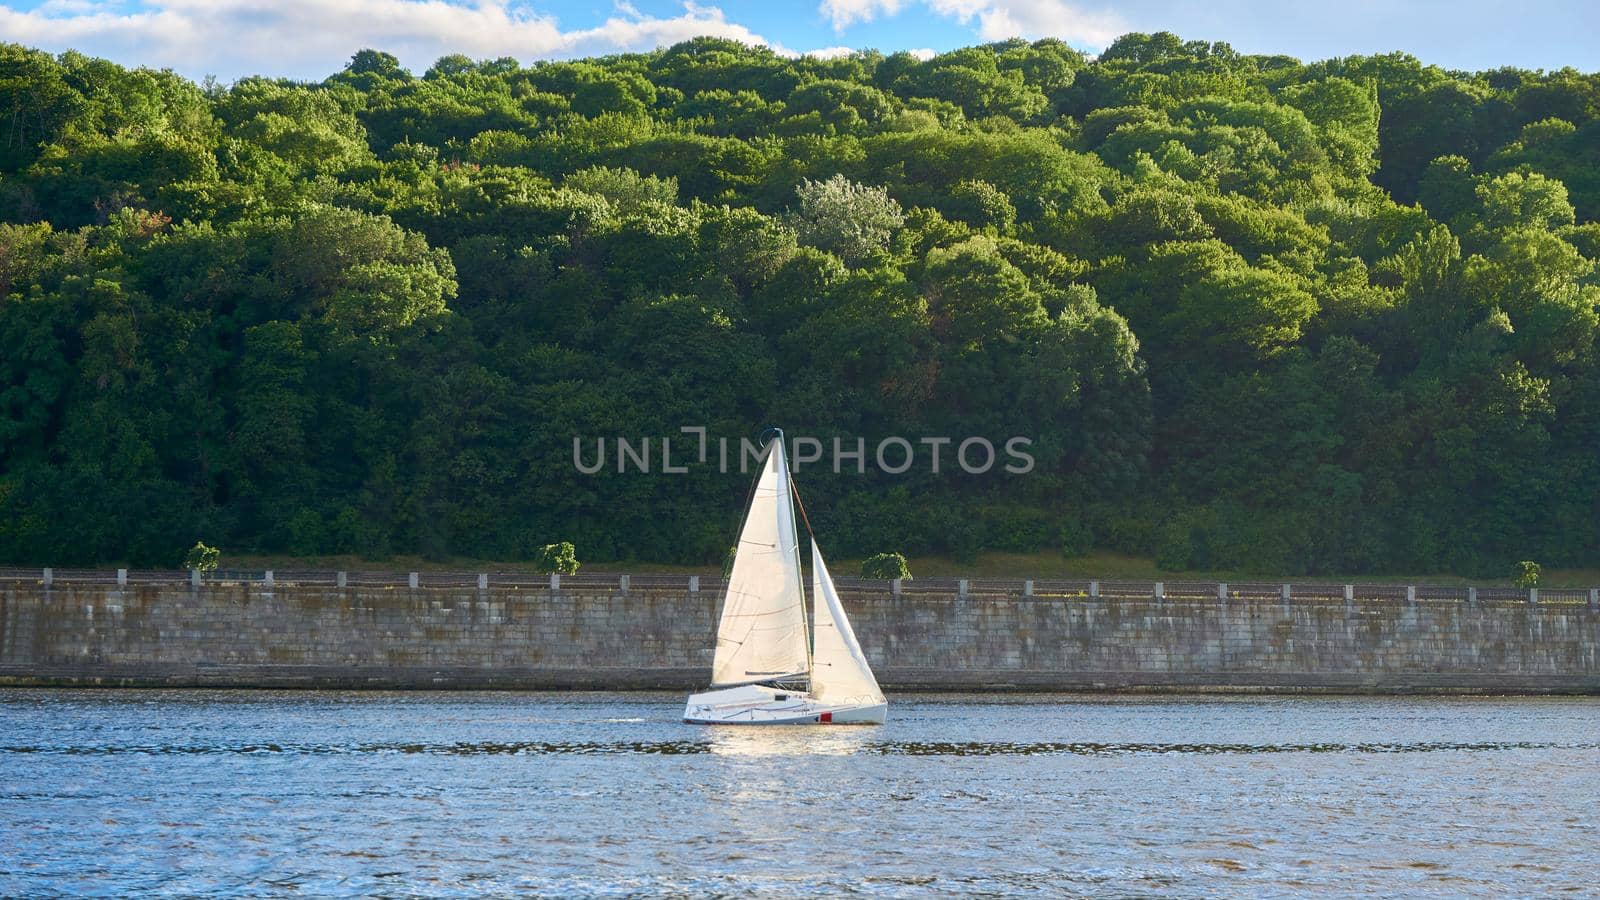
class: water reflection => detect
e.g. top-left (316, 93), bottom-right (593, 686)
top-left (703, 723), bottom-right (881, 758)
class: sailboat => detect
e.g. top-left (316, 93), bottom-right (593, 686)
top-left (683, 431), bottom-right (888, 725)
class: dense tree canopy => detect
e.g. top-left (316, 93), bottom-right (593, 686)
top-left (2, 34), bottom-right (1598, 576)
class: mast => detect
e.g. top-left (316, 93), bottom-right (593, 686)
top-left (772, 430), bottom-right (813, 680)
top-left (708, 430), bottom-right (811, 687)
top-left (787, 458), bottom-right (818, 675)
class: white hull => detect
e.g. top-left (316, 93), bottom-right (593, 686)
top-left (683, 684), bottom-right (887, 726)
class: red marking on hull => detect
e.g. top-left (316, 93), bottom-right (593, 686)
top-left (819, 712), bottom-right (833, 723)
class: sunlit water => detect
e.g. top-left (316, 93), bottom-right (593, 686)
top-left (2, 690), bottom-right (1596, 896)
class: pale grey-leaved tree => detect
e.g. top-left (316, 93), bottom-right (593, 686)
top-left (785, 174), bottom-right (905, 263)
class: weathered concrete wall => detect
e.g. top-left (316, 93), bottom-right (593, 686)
top-left (2, 583), bottom-right (1597, 692)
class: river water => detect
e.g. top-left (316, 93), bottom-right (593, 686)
top-left (1, 690), bottom-right (1596, 896)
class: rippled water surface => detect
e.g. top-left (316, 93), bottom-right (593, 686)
top-left (2, 690), bottom-right (1597, 896)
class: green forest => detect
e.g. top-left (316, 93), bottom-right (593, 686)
top-left (2, 34), bottom-right (1599, 576)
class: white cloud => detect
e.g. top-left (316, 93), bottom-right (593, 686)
top-left (907, 47), bottom-right (936, 60)
top-left (0, 0), bottom-right (776, 80)
top-left (821, 0), bottom-right (1126, 48)
top-left (944, 0), bottom-right (1126, 45)
top-left (803, 45), bottom-right (858, 59)
top-left (819, 0), bottom-right (905, 30)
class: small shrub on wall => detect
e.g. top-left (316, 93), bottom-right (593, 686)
top-left (535, 542), bottom-right (581, 575)
top-left (861, 552), bottom-right (911, 580)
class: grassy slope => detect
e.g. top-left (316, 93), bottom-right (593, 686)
top-left (215, 550), bottom-right (1595, 587)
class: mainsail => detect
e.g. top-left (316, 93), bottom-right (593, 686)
top-left (809, 543), bottom-right (885, 705)
top-left (709, 439), bottom-right (810, 686)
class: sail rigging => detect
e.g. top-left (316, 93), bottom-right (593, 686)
top-left (709, 438), bottom-right (810, 686)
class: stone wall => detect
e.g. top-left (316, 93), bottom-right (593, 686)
top-left (2, 582), bottom-right (1597, 692)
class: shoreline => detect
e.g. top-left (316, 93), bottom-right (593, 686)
top-left (4, 673), bottom-right (1599, 695)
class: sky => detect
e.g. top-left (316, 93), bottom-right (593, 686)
top-left (1, 0), bottom-right (1597, 82)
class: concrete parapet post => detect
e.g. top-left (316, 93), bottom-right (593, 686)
top-left (408, 572), bottom-right (419, 590)
top-left (688, 575), bottom-right (699, 593)
top-left (336, 571), bottom-right (347, 589)
top-left (117, 568), bottom-right (127, 588)
top-left (1406, 585), bottom-right (1416, 605)
top-left (891, 578), bottom-right (902, 596)
top-left (1023, 579), bottom-right (1033, 597)
top-left (1281, 583), bottom-right (1291, 602)
top-left (550, 573), bottom-right (561, 591)
top-left (618, 574), bottom-right (629, 592)
top-left (478, 573), bottom-right (489, 591)
top-left (264, 570), bottom-right (274, 588)
top-left (1154, 581), bottom-right (1164, 601)
top-left (1529, 588), bottom-right (1538, 605)
top-left (1089, 580), bottom-right (1099, 599)
top-left (1469, 586), bottom-right (1478, 605)
top-left (958, 579), bottom-right (970, 597)
top-left (42, 568), bottom-right (52, 588)
top-left (190, 568), bottom-right (202, 588)
top-left (1343, 584), bottom-right (1353, 602)
top-left (1590, 588), bottom-right (1598, 609)
top-left (1217, 582), bottom-right (1227, 600)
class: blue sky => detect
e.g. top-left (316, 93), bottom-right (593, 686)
top-left (1, 0), bottom-right (1597, 82)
